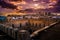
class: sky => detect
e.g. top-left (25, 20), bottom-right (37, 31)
top-left (0, 0), bottom-right (60, 13)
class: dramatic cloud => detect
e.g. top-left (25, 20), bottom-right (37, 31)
top-left (0, 0), bottom-right (17, 9)
top-left (0, 0), bottom-right (60, 13)
top-left (9, 0), bottom-right (22, 2)
top-left (55, 0), bottom-right (60, 12)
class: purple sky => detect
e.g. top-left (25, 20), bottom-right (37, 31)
top-left (0, 0), bottom-right (60, 13)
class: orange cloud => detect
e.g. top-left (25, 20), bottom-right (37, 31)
top-left (50, 0), bottom-right (57, 2)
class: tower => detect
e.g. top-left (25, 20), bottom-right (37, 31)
top-left (17, 30), bottom-right (31, 40)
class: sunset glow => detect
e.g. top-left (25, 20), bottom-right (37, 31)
top-left (0, 0), bottom-right (59, 13)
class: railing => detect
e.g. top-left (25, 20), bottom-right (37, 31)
top-left (0, 24), bottom-right (31, 40)
top-left (0, 20), bottom-right (59, 40)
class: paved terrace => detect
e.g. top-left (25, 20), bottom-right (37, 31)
top-left (0, 18), bottom-right (59, 40)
